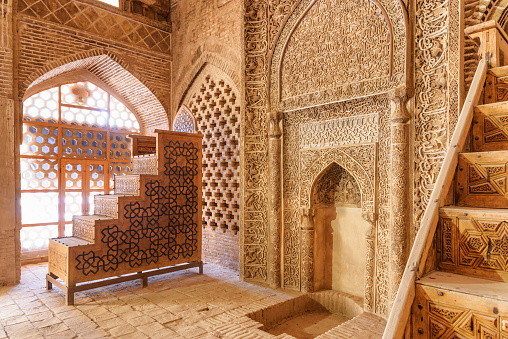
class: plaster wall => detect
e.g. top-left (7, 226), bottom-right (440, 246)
top-left (331, 206), bottom-right (369, 298)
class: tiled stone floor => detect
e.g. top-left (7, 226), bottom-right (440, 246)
top-left (0, 263), bottom-right (386, 339)
top-left (0, 263), bottom-right (302, 339)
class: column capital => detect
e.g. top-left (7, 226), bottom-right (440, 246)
top-left (389, 86), bottom-right (413, 123)
top-left (268, 110), bottom-right (282, 138)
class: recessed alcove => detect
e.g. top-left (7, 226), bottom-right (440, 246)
top-left (311, 163), bottom-right (369, 296)
top-left (247, 290), bottom-right (363, 338)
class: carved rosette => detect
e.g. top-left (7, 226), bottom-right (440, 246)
top-left (389, 88), bottom-right (411, 305)
top-left (300, 207), bottom-right (314, 293)
top-left (268, 110), bottom-right (283, 288)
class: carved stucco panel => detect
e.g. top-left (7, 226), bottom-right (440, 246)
top-left (413, 0), bottom-right (460, 239)
top-left (270, 0), bottom-right (407, 110)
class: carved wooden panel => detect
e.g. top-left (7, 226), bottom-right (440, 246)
top-left (456, 152), bottom-right (508, 208)
top-left (473, 104), bottom-right (508, 153)
top-left (438, 208), bottom-right (508, 281)
top-left (413, 284), bottom-right (508, 339)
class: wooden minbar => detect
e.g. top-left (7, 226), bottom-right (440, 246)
top-left (47, 130), bottom-right (203, 305)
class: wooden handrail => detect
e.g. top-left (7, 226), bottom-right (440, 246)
top-left (382, 58), bottom-right (487, 339)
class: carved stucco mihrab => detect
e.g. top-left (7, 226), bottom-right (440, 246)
top-left (312, 164), bottom-right (361, 208)
top-left (283, 95), bottom-right (388, 312)
top-left (243, 0), bottom-right (413, 317)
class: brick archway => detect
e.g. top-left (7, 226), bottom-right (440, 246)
top-left (22, 50), bottom-right (169, 135)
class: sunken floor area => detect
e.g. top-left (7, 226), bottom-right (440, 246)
top-left (0, 264), bottom-right (385, 338)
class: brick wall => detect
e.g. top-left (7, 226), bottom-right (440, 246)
top-left (18, 0), bottom-right (172, 132)
top-left (0, 0), bottom-right (21, 286)
top-left (171, 0), bottom-right (242, 113)
top-left (202, 227), bottom-right (239, 271)
top-left (171, 0), bottom-right (242, 271)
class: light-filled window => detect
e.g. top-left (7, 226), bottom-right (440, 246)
top-left (97, 0), bottom-right (120, 7)
top-left (21, 81), bottom-right (140, 258)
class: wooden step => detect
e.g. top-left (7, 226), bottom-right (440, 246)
top-left (94, 194), bottom-right (130, 218)
top-left (475, 100), bottom-right (508, 115)
top-left (437, 206), bottom-right (508, 282)
top-left (473, 101), bottom-right (508, 152)
top-left (488, 65), bottom-right (508, 79)
top-left (132, 154), bottom-right (157, 175)
top-left (72, 215), bottom-right (114, 243)
top-left (114, 174), bottom-right (140, 195)
top-left (456, 150), bottom-right (508, 208)
top-left (413, 271), bottom-right (508, 338)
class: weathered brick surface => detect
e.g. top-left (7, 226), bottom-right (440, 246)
top-left (170, 0), bottom-right (242, 113)
top-left (18, 6), bottom-right (171, 132)
top-left (0, 229), bottom-right (20, 285)
top-left (203, 227), bottom-right (239, 271)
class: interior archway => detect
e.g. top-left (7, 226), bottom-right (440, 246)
top-left (23, 53), bottom-right (169, 135)
top-left (311, 163), bottom-right (370, 297)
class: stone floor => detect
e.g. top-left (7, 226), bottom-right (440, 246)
top-left (0, 263), bottom-right (385, 338)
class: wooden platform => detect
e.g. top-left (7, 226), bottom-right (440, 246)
top-left (46, 261), bottom-right (203, 305)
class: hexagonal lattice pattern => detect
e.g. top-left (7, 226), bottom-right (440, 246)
top-left (21, 81), bottom-right (140, 257)
top-left (187, 75), bottom-right (240, 232)
top-left (110, 97), bottom-right (140, 132)
top-left (21, 124), bottom-right (58, 156)
top-left (21, 158), bottom-right (58, 190)
top-left (110, 133), bottom-right (132, 160)
top-left (64, 163), bottom-right (83, 189)
top-left (20, 225), bottom-right (58, 251)
top-left (62, 128), bottom-right (107, 159)
top-left (23, 87), bottom-right (59, 123)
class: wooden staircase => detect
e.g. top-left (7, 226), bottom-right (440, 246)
top-left (46, 130), bottom-right (203, 305)
top-left (384, 21), bottom-right (508, 339)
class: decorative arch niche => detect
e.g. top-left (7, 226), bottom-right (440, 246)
top-left (310, 162), bottom-right (370, 297)
top-left (269, 0), bottom-right (408, 110)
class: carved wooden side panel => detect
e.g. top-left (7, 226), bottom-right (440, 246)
top-left (473, 103), bottom-right (508, 153)
top-left (49, 131), bottom-right (203, 285)
top-left (438, 209), bottom-right (508, 281)
top-left (413, 284), bottom-right (508, 339)
top-left (456, 153), bottom-right (508, 208)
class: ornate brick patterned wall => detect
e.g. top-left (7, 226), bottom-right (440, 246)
top-left (181, 67), bottom-right (241, 271)
top-left (17, 0), bottom-right (171, 132)
top-left (170, 0), bottom-right (242, 113)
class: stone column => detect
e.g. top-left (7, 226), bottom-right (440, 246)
top-left (362, 212), bottom-right (376, 312)
top-left (267, 111), bottom-right (282, 288)
top-left (300, 207), bottom-right (314, 293)
top-left (388, 88), bottom-right (411, 304)
top-left (0, 0), bottom-right (21, 285)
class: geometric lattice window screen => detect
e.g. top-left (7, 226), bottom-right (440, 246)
top-left (186, 75), bottom-right (241, 232)
top-left (20, 82), bottom-right (140, 256)
top-left (173, 105), bottom-right (196, 133)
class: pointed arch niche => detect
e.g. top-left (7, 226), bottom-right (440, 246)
top-left (310, 163), bottom-right (370, 297)
top-left (23, 53), bottom-right (169, 135)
